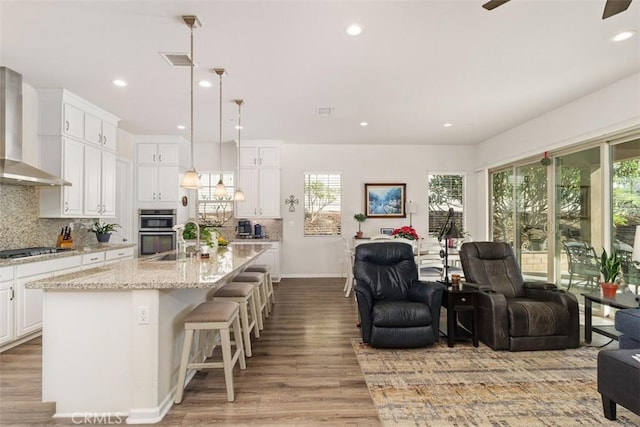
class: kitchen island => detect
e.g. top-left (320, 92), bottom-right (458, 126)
top-left (26, 243), bottom-right (271, 424)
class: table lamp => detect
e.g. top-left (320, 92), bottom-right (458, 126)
top-left (442, 220), bottom-right (463, 284)
top-left (406, 201), bottom-right (417, 227)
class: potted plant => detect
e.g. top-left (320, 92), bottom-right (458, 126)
top-left (600, 248), bottom-right (621, 298)
top-left (353, 213), bottom-right (366, 239)
top-left (88, 221), bottom-right (120, 243)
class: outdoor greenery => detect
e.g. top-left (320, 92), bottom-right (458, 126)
top-left (491, 156), bottom-right (640, 249)
top-left (304, 174), bottom-right (342, 236)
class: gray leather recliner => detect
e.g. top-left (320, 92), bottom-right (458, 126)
top-left (354, 242), bottom-right (444, 348)
top-left (459, 241), bottom-right (580, 351)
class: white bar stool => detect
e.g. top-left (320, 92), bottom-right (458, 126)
top-left (174, 301), bottom-right (246, 403)
top-left (211, 282), bottom-right (260, 357)
top-left (244, 264), bottom-right (275, 308)
top-left (232, 272), bottom-right (269, 321)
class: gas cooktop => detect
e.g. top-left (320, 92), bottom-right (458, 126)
top-left (0, 247), bottom-right (73, 260)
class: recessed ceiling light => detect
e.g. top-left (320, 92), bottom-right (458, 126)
top-left (112, 79), bottom-right (127, 87)
top-left (199, 80), bottom-right (212, 88)
top-left (443, 123), bottom-right (453, 128)
top-left (360, 122), bottom-right (368, 127)
top-left (346, 24), bottom-right (362, 36)
top-left (612, 30), bottom-right (636, 42)
top-left (177, 125), bottom-right (186, 130)
top-left (235, 125), bottom-right (243, 130)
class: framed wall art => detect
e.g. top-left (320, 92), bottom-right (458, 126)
top-left (365, 183), bottom-right (406, 218)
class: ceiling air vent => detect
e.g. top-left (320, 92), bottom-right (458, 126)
top-left (160, 52), bottom-right (194, 67)
top-left (316, 107), bottom-right (333, 117)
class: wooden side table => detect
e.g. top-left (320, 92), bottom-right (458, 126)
top-left (442, 286), bottom-right (478, 347)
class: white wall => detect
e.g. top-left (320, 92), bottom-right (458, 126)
top-left (280, 143), bottom-right (477, 277)
top-left (471, 72), bottom-right (640, 242)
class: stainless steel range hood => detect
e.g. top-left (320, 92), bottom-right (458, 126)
top-left (0, 67), bottom-right (70, 186)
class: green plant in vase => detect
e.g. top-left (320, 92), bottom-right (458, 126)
top-left (600, 249), bottom-right (621, 298)
top-left (88, 221), bottom-right (120, 243)
top-left (354, 213), bottom-right (366, 239)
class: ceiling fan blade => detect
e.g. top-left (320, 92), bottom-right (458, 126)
top-left (482, 0), bottom-right (511, 11)
top-left (602, 0), bottom-right (632, 19)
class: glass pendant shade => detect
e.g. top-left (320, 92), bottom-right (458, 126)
top-left (233, 188), bottom-right (245, 201)
top-left (181, 168), bottom-right (201, 189)
top-left (214, 178), bottom-right (227, 197)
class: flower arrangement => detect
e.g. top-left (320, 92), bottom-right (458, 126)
top-left (391, 226), bottom-right (419, 240)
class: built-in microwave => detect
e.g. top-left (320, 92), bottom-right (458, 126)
top-left (138, 209), bottom-right (177, 231)
top-left (138, 209), bottom-right (177, 255)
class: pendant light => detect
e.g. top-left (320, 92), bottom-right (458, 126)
top-left (233, 99), bottom-right (245, 201)
top-left (213, 68), bottom-right (227, 197)
top-left (180, 15), bottom-right (202, 189)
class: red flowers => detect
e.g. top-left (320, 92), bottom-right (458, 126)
top-left (391, 226), bottom-right (419, 240)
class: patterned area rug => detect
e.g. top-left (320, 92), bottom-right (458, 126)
top-left (352, 340), bottom-right (640, 426)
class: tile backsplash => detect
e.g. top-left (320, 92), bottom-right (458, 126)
top-left (0, 183), bottom-right (284, 251)
top-left (0, 184), bottom-right (98, 250)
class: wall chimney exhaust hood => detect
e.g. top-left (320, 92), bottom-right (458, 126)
top-left (0, 67), bottom-right (70, 186)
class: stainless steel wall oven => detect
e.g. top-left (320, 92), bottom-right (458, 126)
top-left (138, 209), bottom-right (176, 256)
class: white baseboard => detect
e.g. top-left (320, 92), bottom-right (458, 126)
top-left (280, 273), bottom-right (343, 279)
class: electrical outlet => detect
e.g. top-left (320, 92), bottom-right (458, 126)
top-left (138, 306), bottom-right (150, 324)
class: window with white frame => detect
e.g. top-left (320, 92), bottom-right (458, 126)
top-left (197, 172), bottom-right (234, 224)
top-left (428, 174), bottom-right (465, 237)
top-left (304, 172), bottom-right (342, 236)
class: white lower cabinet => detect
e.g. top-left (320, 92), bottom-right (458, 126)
top-left (0, 256), bottom-right (83, 351)
top-left (104, 247), bottom-right (135, 265)
top-left (232, 241), bottom-right (281, 282)
top-left (0, 266), bottom-right (15, 347)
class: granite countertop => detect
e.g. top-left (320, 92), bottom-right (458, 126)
top-left (26, 243), bottom-right (272, 290)
top-left (230, 238), bottom-right (281, 243)
top-left (0, 243), bottom-right (137, 267)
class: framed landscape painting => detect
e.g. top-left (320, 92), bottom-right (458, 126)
top-left (365, 183), bottom-right (406, 218)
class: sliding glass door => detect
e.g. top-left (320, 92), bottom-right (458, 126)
top-left (515, 163), bottom-right (549, 281)
top-left (554, 147), bottom-right (602, 291)
top-left (611, 138), bottom-right (640, 294)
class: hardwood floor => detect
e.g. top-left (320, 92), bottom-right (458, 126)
top-left (0, 278), bottom-right (381, 426)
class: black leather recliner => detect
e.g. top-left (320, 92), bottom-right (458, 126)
top-left (459, 241), bottom-right (580, 351)
top-left (354, 242), bottom-right (444, 348)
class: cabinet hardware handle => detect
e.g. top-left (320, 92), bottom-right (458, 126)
top-left (10, 286), bottom-right (14, 301)
top-left (158, 154), bottom-right (162, 162)
top-left (90, 257), bottom-right (98, 261)
top-left (118, 252), bottom-right (124, 256)
top-left (158, 192), bottom-right (162, 200)
top-left (98, 204), bottom-right (102, 214)
top-left (65, 120), bottom-right (70, 131)
top-left (461, 298), bottom-right (466, 302)
top-left (99, 133), bottom-right (102, 143)
top-left (153, 192), bottom-right (156, 200)
top-left (64, 201), bottom-right (69, 212)
top-left (254, 158), bottom-right (257, 165)
top-left (153, 154), bottom-right (156, 162)
top-left (259, 158), bottom-right (263, 165)
top-left (103, 136), bottom-right (107, 145)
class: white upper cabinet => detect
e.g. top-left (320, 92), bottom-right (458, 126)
top-left (239, 145), bottom-right (280, 168)
top-left (39, 137), bottom-right (84, 217)
top-left (236, 141), bottom-right (281, 218)
top-left (38, 89), bottom-right (120, 218)
top-left (137, 143), bottom-right (179, 165)
top-left (135, 136), bottom-right (187, 204)
top-left (63, 103), bottom-right (84, 139)
top-left (84, 114), bottom-right (116, 151)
